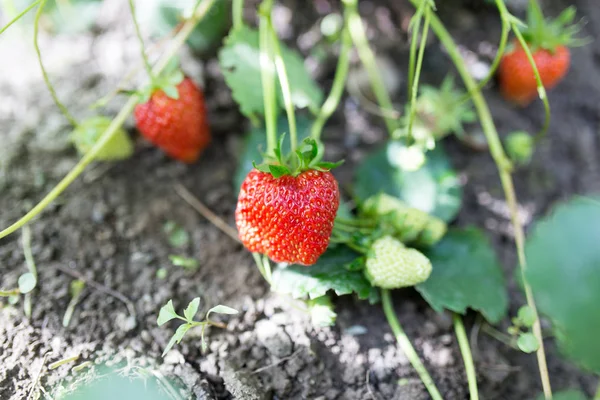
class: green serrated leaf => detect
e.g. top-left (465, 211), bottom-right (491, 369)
top-left (271, 246), bottom-right (376, 300)
top-left (183, 297), bottom-right (201, 322)
top-left (525, 196), bottom-right (600, 373)
top-left (206, 305), bottom-right (238, 320)
top-left (517, 305), bottom-right (537, 328)
top-left (534, 390), bottom-right (588, 400)
top-left (517, 332), bottom-right (539, 353)
top-left (416, 228), bottom-right (508, 323)
top-left (162, 323), bottom-right (192, 357)
top-left (157, 300), bottom-right (179, 326)
top-left (17, 273), bottom-right (36, 294)
top-left (218, 25), bottom-right (323, 118)
top-left (354, 142), bottom-right (462, 222)
top-left (234, 116), bottom-right (312, 192)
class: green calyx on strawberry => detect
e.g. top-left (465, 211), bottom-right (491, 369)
top-left (253, 136), bottom-right (343, 178)
top-left (519, 1), bottom-right (585, 53)
top-left (71, 116), bottom-right (134, 161)
top-left (361, 193), bottom-right (447, 248)
top-left (365, 236), bottom-right (432, 289)
top-left (136, 59), bottom-right (185, 104)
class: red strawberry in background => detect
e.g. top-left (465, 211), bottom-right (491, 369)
top-left (498, 1), bottom-right (585, 106)
top-left (236, 168), bottom-right (340, 266)
top-left (134, 72), bottom-right (210, 163)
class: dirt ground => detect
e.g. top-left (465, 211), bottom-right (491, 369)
top-left (1, 0), bottom-right (600, 399)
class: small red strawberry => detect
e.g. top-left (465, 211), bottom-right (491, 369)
top-left (235, 168), bottom-right (340, 266)
top-left (134, 76), bottom-right (210, 163)
top-left (498, 2), bottom-right (584, 106)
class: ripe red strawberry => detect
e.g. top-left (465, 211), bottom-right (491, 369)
top-left (134, 77), bottom-right (210, 163)
top-left (498, 2), bottom-right (584, 106)
top-left (499, 42), bottom-right (570, 105)
top-left (235, 169), bottom-right (340, 266)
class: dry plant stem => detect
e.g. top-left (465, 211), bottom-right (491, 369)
top-left (453, 314), bottom-right (479, 400)
top-left (344, 0), bottom-right (400, 136)
top-left (34, 0), bottom-right (78, 127)
top-left (26, 352), bottom-right (50, 400)
top-left (0, 0), bottom-right (41, 34)
top-left (381, 289), bottom-right (443, 400)
top-left (53, 264), bottom-right (136, 318)
top-left (416, 7), bottom-right (553, 398)
top-left (311, 28), bottom-right (351, 140)
top-left (174, 184), bottom-right (241, 243)
top-left (0, 0), bottom-right (217, 240)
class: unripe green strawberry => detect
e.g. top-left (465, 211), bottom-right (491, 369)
top-left (417, 218), bottom-right (448, 248)
top-left (365, 236), bottom-right (432, 289)
top-left (71, 116), bottom-right (134, 161)
top-left (362, 193), bottom-right (446, 245)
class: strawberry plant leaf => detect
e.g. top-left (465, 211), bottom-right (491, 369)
top-left (17, 273), bottom-right (36, 294)
top-left (138, 0), bottom-right (229, 54)
top-left (534, 390), bottom-right (588, 400)
top-left (162, 323), bottom-right (192, 357)
top-left (157, 300), bottom-right (179, 326)
top-left (206, 305), bottom-right (239, 320)
top-left (234, 116), bottom-right (312, 192)
top-left (183, 297), bottom-right (201, 322)
top-left (517, 332), bottom-right (539, 354)
top-left (525, 196), bottom-right (600, 373)
top-left (517, 305), bottom-right (536, 328)
top-left (271, 245), bottom-right (377, 301)
top-left (416, 228), bottom-right (508, 323)
top-left (354, 142), bottom-right (462, 222)
top-left (219, 25), bottom-right (323, 119)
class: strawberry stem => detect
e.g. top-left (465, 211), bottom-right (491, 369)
top-left (258, 0), bottom-right (277, 157)
top-left (311, 27), bottom-right (351, 141)
top-left (508, 18), bottom-right (551, 142)
top-left (232, 0), bottom-right (244, 30)
top-left (0, 0), bottom-right (218, 240)
top-left (128, 0), bottom-right (154, 81)
top-left (268, 18), bottom-right (298, 156)
top-left (344, 0), bottom-right (401, 138)
top-left (458, 3), bottom-right (510, 104)
top-left (406, 2), bottom-right (432, 145)
top-left (453, 313), bottom-right (479, 400)
top-left (416, 5), bottom-right (553, 398)
top-left (34, 0), bottom-right (79, 127)
top-left (0, 0), bottom-right (41, 35)
top-left (381, 289), bottom-right (443, 400)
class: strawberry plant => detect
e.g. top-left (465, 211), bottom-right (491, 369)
top-left (1, 0), bottom-right (599, 398)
